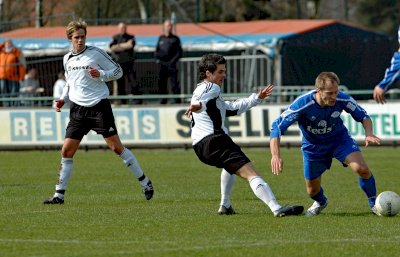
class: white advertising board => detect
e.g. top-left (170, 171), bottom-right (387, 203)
top-left (0, 102), bottom-right (399, 149)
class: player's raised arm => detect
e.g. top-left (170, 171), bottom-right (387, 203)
top-left (257, 84), bottom-right (274, 100)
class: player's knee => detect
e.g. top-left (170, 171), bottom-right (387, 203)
top-left (107, 142), bottom-right (124, 155)
top-left (306, 187), bottom-right (319, 197)
top-left (109, 145), bottom-right (122, 155)
top-left (358, 171), bottom-right (371, 179)
top-left (308, 190), bottom-right (319, 197)
top-left (356, 165), bottom-right (371, 179)
top-left (61, 148), bottom-right (75, 158)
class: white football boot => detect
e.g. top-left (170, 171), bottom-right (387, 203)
top-left (305, 200), bottom-right (328, 216)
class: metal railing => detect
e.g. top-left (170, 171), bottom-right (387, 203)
top-left (0, 54), bottom-right (274, 106)
top-left (2, 88), bottom-right (397, 108)
top-left (2, 53), bottom-right (397, 107)
top-left (177, 54), bottom-right (273, 96)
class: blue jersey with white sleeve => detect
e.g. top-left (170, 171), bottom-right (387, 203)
top-left (270, 90), bottom-right (369, 146)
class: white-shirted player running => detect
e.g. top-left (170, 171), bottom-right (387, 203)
top-left (43, 20), bottom-right (153, 204)
top-left (185, 53), bottom-right (304, 217)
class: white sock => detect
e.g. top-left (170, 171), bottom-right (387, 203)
top-left (220, 169), bottom-right (236, 208)
top-left (249, 176), bottom-right (281, 213)
top-left (120, 148), bottom-right (148, 187)
top-left (54, 157), bottom-right (73, 199)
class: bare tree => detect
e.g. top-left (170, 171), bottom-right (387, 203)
top-left (354, 0), bottom-right (398, 34)
top-left (36, 0), bottom-right (43, 27)
top-left (317, 0), bottom-right (347, 20)
top-left (137, 0), bottom-right (148, 23)
top-left (0, 0), bottom-right (397, 35)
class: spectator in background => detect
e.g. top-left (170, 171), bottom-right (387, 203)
top-left (109, 22), bottom-right (140, 104)
top-left (373, 26), bottom-right (400, 104)
top-left (53, 71), bottom-right (69, 109)
top-left (0, 39), bottom-right (26, 107)
top-left (155, 19), bottom-right (183, 104)
top-left (20, 67), bottom-right (39, 106)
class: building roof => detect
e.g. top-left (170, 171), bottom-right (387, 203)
top-left (0, 19), bottom-right (345, 57)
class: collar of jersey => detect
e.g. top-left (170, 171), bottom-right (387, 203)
top-left (71, 46), bottom-right (87, 56)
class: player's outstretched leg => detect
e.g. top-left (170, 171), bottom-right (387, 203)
top-left (273, 205), bottom-right (305, 217)
top-left (249, 176), bottom-right (304, 217)
top-left (120, 148), bottom-right (154, 200)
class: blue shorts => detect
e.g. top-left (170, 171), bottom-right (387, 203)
top-left (302, 133), bottom-right (360, 180)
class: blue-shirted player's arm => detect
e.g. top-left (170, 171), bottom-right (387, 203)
top-left (269, 106), bottom-right (301, 175)
top-left (343, 96), bottom-right (369, 123)
top-left (344, 97), bottom-right (382, 147)
top-left (373, 26), bottom-right (400, 104)
top-left (270, 106), bottom-right (300, 139)
top-left (373, 86), bottom-right (387, 104)
top-left (270, 137), bottom-right (283, 175)
top-left (362, 118), bottom-right (381, 147)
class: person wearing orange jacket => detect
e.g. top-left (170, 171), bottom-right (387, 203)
top-left (0, 39), bottom-right (26, 107)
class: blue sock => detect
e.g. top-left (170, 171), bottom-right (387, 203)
top-left (310, 187), bottom-right (327, 206)
top-left (359, 175), bottom-right (376, 208)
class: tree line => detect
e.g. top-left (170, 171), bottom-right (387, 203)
top-left (0, 0), bottom-right (399, 36)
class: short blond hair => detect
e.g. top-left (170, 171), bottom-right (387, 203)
top-left (66, 20), bottom-right (87, 40)
top-left (315, 72), bottom-right (340, 90)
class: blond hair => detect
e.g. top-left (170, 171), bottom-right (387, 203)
top-left (315, 72), bottom-right (340, 90)
top-left (66, 20), bottom-right (87, 40)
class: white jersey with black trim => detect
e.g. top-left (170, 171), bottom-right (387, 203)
top-left (62, 45), bottom-right (122, 107)
top-left (190, 81), bottom-right (262, 145)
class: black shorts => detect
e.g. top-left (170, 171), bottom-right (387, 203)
top-left (193, 133), bottom-right (250, 174)
top-left (65, 99), bottom-right (118, 140)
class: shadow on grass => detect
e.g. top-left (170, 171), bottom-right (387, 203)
top-left (327, 211), bottom-right (375, 217)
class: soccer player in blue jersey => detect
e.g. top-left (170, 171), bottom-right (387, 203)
top-left (270, 72), bottom-right (382, 216)
top-left (373, 26), bottom-right (400, 104)
top-left (43, 20), bottom-right (153, 204)
top-left (186, 53), bottom-right (304, 217)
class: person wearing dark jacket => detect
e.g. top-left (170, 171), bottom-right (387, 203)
top-left (110, 23), bottom-right (139, 104)
top-left (155, 19), bottom-right (183, 104)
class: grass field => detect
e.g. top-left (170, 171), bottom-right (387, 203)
top-left (0, 146), bottom-right (399, 257)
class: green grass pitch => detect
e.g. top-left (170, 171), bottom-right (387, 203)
top-left (0, 146), bottom-right (399, 257)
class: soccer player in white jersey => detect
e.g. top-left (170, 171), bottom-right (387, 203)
top-left (373, 26), bottom-right (400, 104)
top-left (43, 20), bottom-right (153, 204)
top-left (270, 72), bottom-right (381, 216)
top-left (185, 53), bottom-right (304, 217)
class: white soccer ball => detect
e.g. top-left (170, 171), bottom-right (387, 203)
top-left (375, 191), bottom-right (400, 217)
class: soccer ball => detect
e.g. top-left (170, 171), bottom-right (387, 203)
top-left (375, 191), bottom-right (400, 217)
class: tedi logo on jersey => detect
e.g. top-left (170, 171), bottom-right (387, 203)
top-left (67, 65), bottom-right (90, 72)
top-left (306, 119), bottom-right (333, 135)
